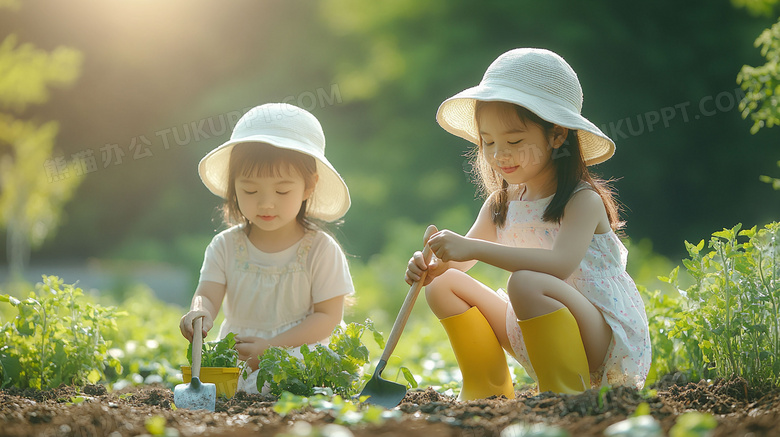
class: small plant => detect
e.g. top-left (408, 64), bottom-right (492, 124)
top-left (256, 319), bottom-right (388, 397)
top-left (273, 389), bottom-right (400, 426)
top-left (0, 276), bottom-right (123, 389)
top-left (665, 222), bottom-right (780, 386)
top-left (186, 332), bottom-right (239, 368)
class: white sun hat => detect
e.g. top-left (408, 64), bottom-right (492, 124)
top-left (198, 103), bottom-right (350, 222)
top-left (436, 48), bottom-right (615, 166)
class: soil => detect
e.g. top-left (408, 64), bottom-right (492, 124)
top-left (2, 375), bottom-right (780, 437)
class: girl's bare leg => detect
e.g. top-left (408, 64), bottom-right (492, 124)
top-left (425, 269), bottom-right (513, 355)
top-left (506, 270), bottom-right (612, 372)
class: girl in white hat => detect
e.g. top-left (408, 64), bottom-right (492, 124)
top-left (406, 48), bottom-right (651, 399)
top-left (180, 103), bottom-right (354, 394)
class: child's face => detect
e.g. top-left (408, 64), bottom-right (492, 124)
top-left (234, 165), bottom-right (315, 233)
top-left (477, 103), bottom-right (557, 187)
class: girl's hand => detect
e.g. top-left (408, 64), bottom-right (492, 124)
top-left (427, 229), bottom-right (475, 263)
top-left (235, 336), bottom-right (270, 371)
top-left (180, 311), bottom-right (214, 342)
top-left (405, 250), bottom-right (449, 286)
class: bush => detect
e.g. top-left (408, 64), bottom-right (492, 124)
top-left (0, 276), bottom-right (122, 389)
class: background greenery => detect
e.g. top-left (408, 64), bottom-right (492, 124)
top-left (0, 0), bottom-right (777, 280)
top-left (0, 0), bottom-right (779, 392)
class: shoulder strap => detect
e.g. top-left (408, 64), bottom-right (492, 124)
top-left (232, 225), bottom-right (249, 263)
top-left (296, 230), bottom-right (316, 264)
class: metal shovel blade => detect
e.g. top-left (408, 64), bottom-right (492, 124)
top-left (174, 316), bottom-right (216, 411)
top-left (174, 376), bottom-right (216, 411)
top-left (360, 359), bottom-right (407, 409)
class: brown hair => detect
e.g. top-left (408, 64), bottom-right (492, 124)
top-left (222, 142), bottom-right (319, 230)
top-left (471, 101), bottom-right (623, 230)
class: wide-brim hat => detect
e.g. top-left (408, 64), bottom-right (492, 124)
top-left (437, 48), bottom-right (615, 166)
top-left (198, 103), bottom-right (350, 222)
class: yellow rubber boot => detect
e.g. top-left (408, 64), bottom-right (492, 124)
top-left (440, 306), bottom-right (515, 401)
top-left (517, 307), bottom-right (590, 394)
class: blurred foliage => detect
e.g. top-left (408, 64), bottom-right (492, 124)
top-left (101, 284), bottom-right (187, 390)
top-left (0, 0), bottom-right (771, 272)
top-left (761, 160), bottom-right (780, 189)
top-left (0, 1), bottom-right (83, 278)
top-left (0, 34), bottom-right (80, 111)
top-left (737, 17), bottom-right (780, 134)
top-left (732, 0), bottom-right (780, 17)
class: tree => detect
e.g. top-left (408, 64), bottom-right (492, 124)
top-left (0, 2), bottom-right (83, 279)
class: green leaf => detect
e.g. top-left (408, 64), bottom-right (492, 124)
top-left (712, 230), bottom-right (733, 241)
top-left (273, 391), bottom-right (309, 416)
top-left (632, 402), bottom-right (651, 417)
top-left (739, 226), bottom-right (757, 239)
top-left (0, 354), bottom-right (22, 388)
top-left (371, 327), bottom-right (386, 349)
top-left (145, 415), bottom-right (168, 436)
top-left (68, 396), bottom-right (86, 405)
top-left (87, 368), bottom-right (101, 384)
top-left (400, 366), bottom-right (417, 388)
top-left (669, 412), bottom-right (717, 437)
top-left (684, 240), bottom-right (700, 256)
top-left (597, 385), bottom-right (611, 410)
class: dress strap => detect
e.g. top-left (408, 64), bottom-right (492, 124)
top-left (296, 230), bottom-right (315, 265)
top-left (233, 225), bottom-right (249, 264)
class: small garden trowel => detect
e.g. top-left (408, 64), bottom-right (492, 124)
top-left (360, 225), bottom-right (437, 408)
top-left (174, 317), bottom-right (216, 411)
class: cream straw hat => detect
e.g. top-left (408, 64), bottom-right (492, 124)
top-left (437, 48), bottom-right (615, 166)
top-left (198, 103), bottom-right (350, 222)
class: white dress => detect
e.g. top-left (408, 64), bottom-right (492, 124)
top-left (496, 185), bottom-right (651, 389)
top-left (198, 225), bottom-right (354, 393)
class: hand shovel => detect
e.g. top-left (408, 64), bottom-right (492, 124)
top-left (360, 225), bottom-right (437, 408)
top-left (174, 316), bottom-right (216, 411)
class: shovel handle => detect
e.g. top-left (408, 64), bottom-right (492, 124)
top-left (379, 225), bottom-right (437, 363)
top-left (192, 316), bottom-right (204, 378)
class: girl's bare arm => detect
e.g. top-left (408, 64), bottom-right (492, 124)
top-left (180, 281), bottom-right (226, 341)
top-left (430, 190), bottom-right (608, 279)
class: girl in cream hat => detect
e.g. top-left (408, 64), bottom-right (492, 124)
top-left (406, 48), bottom-right (650, 399)
top-left (180, 103), bottom-right (354, 394)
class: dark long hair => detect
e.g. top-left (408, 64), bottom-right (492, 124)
top-left (471, 101), bottom-right (623, 230)
top-left (222, 142), bottom-right (319, 231)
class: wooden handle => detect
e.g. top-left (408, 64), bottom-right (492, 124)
top-left (380, 225), bottom-right (437, 363)
top-left (192, 316), bottom-right (204, 378)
